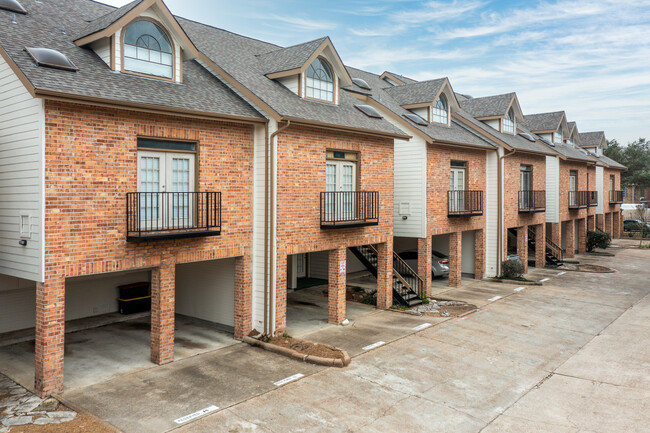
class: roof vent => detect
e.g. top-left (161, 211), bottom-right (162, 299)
top-left (351, 78), bottom-right (371, 90)
top-left (354, 104), bottom-right (383, 119)
top-left (0, 0), bottom-right (26, 14)
top-left (404, 112), bottom-right (428, 126)
top-left (518, 132), bottom-right (535, 142)
top-left (540, 137), bottom-right (554, 147)
top-left (25, 47), bottom-right (79, 72)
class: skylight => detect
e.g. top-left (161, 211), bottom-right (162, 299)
top-left (25, 47), bottom-right (78, 72)
top-left (404, 112), bottom-right (428, 126)
top-left (0, 0), bottom-right (26, 14)
top-left (540, 137), bottom-right (554, 147)
top-left (351, 78), bottom-right (371, 90)
top-left (518, 132), bottom-right (535, 142)
top-left (354, 104), bottom-right (383, 119)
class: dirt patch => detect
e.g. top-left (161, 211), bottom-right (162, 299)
top-left (394, 299), bottom-right (478, 318)
top-left (345, 286), bottom-right (376, 305)
top-left (266, 336), bottom-right (346, 362)
top-left (564, 264), bottom-right (615, 273)
top-left (9, 407), bottom-right (117, 433)
top-left (422, 304), bottom-right (477, 318)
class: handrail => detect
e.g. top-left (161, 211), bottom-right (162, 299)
top-left (393, 251), bottom-right (424, 298)
top-left (545, 237), bottom-right (565, 261)
top-left (519, 190), bottom-right (546, 212)
top-left (447, 190), bottom-right (483, 216)
top-left (320, 191), bottom-right (379, 228)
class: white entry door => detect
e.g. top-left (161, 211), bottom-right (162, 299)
top-left (137, 151), bottom-right (195, 229)
top-left (569, 173), bottom-right (577, 206)
top-left (450, 167), bottom-right (466, 211)
top-left (326, 160), bottom-right (357, 219)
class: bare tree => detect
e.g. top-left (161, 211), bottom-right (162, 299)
top-left (631, 204), bottom-right (650, 245)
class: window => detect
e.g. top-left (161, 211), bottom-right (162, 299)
top-left (123, 20), bottom-right (173, 79)
top-left (502, 108), bottom-right (515, 134)
top-left (567, 139), bottom-right (574, 145)
top-left (520, 165), bottom-right (532, 208)
top-left (554, 131), bottom-right (563, 144)
top-left (432, 93), bottom-right (448, 125)
top-left (306, 58), bottom-right (334, 102)
top-left (610, 175), bottom-right (615, 192)
top-left (569, 170), bottom-right (578, 206)
top-left (450, 161), bottom-right (467, 211)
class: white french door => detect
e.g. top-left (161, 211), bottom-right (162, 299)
top-left (450, 167), bottom-right (466, 212)
top-left (326, 160), bottom-right (357, 220)
top-left (137, 151), bottom-right (195, 230)
top-left (569, 173), bottom-right (577, 206)
top-left (520, 167), bottom-right (532, 208)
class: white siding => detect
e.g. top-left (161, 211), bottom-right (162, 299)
top-left (546, 156), bottom-right (560, 223)
top-left (0, 274), bottom-right (35, 333)
top-left (485, 119), bottom-right (500, 131)
top-left (0, 55), bottom-right (44, 282)
top-left (596, 166), bottom-right (604, 214)
top-left (252, 122), bottom-right (269, 332)
top-left (411, 107), bottom-right (428, 120)
top-left (461, 230), bottom-right (475, 275)
top-left (485, 150), bottom-right (498, 277)
top-left (277, 75), bottom-right (299, 95)
top-left (90, 38), bottom-right (111, 67)
top-left (114, 28), bottom-right (122, 71)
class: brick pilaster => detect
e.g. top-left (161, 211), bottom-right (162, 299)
top-left (35, 276), bottom-right (65, 398)
top-left (275, 253), bottom-right (287, 334)
top-left (596, 214), bottom-right (604, 232)
top-left (550, 222), bottom-right (561, 247)
top-left (417, 237), bottom-right (432, 297)
top-left (234, 254), bottom-right (253, 340)
top-left (448, 232), bottom-right (462, 287)
top-left (328, 247), bottom-right (347, 324)
top-left (613, 211), bottom-right (621, 238)
top-left (565, 219), bottom-right (575, 258)
top-left (577, 218), bottom-right (587, 254)
top-left (376, 241), bottom-right (393, 309)
top-left (151, 260), bottom-right (175, 365)
top-left (587, 215), bottom-right (595, 231)
top-left (605, 212), bottom-right (613, 237)
top-left (535, 224), bottom-right (546, 268)
top-left (517, 225), bottom-right (529, 273)
top-left (474, 229), bottom-right (485, 280)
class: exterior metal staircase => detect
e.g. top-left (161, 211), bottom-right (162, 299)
top-left (526, 227), bottom-right (565, 267)
top-left (348, 245), bottom-right (424, 307)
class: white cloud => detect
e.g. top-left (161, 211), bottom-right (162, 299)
top-left (393, 0), bottom-right (486, 24)
top-left (268, 15), bottom-right (337, 31)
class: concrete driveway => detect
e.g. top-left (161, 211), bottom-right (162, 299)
top-left (60, 241), bottom-right (649, 432)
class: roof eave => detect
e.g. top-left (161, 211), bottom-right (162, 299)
top-left (281, 115), bottom-right (411, 140)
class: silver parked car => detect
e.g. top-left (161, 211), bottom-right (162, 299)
top-left (398, 250), bottom-right (450, 278)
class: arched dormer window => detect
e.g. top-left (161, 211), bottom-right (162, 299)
top-left (123, 19), bottom-right (173, 79)
top-left (306, 58), bottom-right (334, 102)
top-left (432, 93), bottom-right (448, 125)
top-left (502, 108), bottom-right (515, 134)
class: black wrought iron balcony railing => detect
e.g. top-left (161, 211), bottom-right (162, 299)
top-left (519, 190), bottom-right (546, 213)
top-left (568, 191), bottom-right (589, 209)
top-left (448, 190), bottom-right (483, 217)
top-left (588, 191), bottom-right (598, 207)
top-left (609, 190), bottom-right (624, 204)
top-left (320, 191), bottom-right (379, 228)
top-left (126, 192), bottom-right (221, 241)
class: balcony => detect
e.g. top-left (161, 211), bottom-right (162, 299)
top-left (609, 190), bottom-right (624, 204)
top-left (126, 192), bottom-right (221, 241)
top-left (588, 191), bottom-right (598, 207)
top-left (519, 190), bottom-right (546, 213)
top-left (320, 191), bottom-right (379, 229)
top-left (568, 191), bottom-right (589, 209)
top-left (448, 190), bottom-right (483, 217)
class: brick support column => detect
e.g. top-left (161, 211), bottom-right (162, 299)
top-left (596, 214), bottom-right (604, 232)
top-left (376, 241), bottom-right (393, 309)
top-left (34, 276), bottom-right (65, 398)
top-left (605, 212), bottom-right (613, 237)
top-left (449, 232), bottom-right (462, 287)
top-left (234, 255), bottom-right (253, 340)
top-left (275, 253), bottom-right (287, 334)
top-left (613, 212), bottom-right (621, 238)
top-left (577, 218), bottom-right (587, 254)
top-left (474, 229), bottom-right (485, 280)
top-left (587, 215), bottom-right (595, 231)
top-left (151, 260), bottom-right (175, 365)
top-left (517, 225), bottom-right (529, 273)
top-left (328, 247), bottom-right (347, 324)
top-left (565, 219), bottom-right (575, 258)
top-left (550, 222), bottom-right (561, 248)
top-left (417, 237), bottom-right (432, 298)
top-left (535, 224), bottom-right (546, 268)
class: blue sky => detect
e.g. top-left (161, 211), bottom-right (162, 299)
top-left (102, 0), bottom-right (650, 145)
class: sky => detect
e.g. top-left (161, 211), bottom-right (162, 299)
top-left (100, 0), bottom-right (650, 145)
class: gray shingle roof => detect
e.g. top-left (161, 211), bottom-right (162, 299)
top-left (383, 78), bottom-right (447, 106)
top-left (579, 131), bottom-right (606, 147)
top-left (0, 0), bottom-right (263, 120)
top-left (382, 71), bottom-right (418, 85)
top-left (75, 0), bottom-right (145, 41)
top-left (345, 67), bottom-right (494, 149)
top-left (522, 111), bottom-right (565, 132)
top-left (595, 154), bottom-right (626, 169)
top-left (257, 37), bottom-right (327, 75)
top-left (459, 93), bottom-right (515, 119)
top-left (550, 142), bottom-right (596, 162)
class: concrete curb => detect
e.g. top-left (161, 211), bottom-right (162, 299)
top-left (242, 336), bottom-right (351, 368)
top-left (489, 278), bottom-right (543, 286)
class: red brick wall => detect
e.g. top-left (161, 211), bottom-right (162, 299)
top-left (603, 167), bottom-right (622, 214)
top-left (504, 153), bottom-right (546, 229)
top-left (559, 160), bottom-right (589, 222)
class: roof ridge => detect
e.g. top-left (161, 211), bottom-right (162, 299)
top-left (255, 36), bottom-right (329, 57)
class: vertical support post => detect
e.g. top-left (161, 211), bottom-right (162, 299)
top-left (234, 254), bottom-right (253, 340)
top-left (517, 225), bottom-right (528, 273)
top-left (613, 212), bottom-right (621, 238)
top-left (376, 241), bottom-right (393, 309)
top-left (448, 232), bottom-right (462, 287)
top-left (535, 224), bottom-right (546, 268)
top-left (578, 218), bottom-right (587, 254)
top-left (328, 247), bottom-right (347, 324)
top-left (474, 229), bottom-right (485, 280)
top-left (565, 219), bottom-right (576, 258)
top-left (274, 253), bottom-right (287, 334)
top-left (417, 237), bottom-right (432, 298)
top-left (35, 275), bottom-right (65, 398)
top-left (151, 259), bottom-right (176, 365)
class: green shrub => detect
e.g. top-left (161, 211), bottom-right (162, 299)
top-left (501, 260), bottom-right (524, 279)
top-left (587, 230), bottom-right (611, 252)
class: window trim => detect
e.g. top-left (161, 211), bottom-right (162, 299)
top-left (120, 17), bottom-right (177, 82)
top-left (326, 149), bottom-right (360, 191)
top-left (303, 57), bottom-right (337, 105)
top-left (553, 131), bottom-right (563, 144)
top-left (431, 93), bottom-right (449, 126)
top-left (502, 108), bottom-right (515, 134)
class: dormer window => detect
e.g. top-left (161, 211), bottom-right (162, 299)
top-left (123, 19), bottom-right (174, 79)
top-left (432, 94), bottom-right (448, 125)
top-left (306, 58), bottom-right (334, 102)
top-left (554, 131), bottom-right (563, 144)
top-left (567, 139), bottom-right (574, 145)
top-left (502, 108), bottom-right (515, 134)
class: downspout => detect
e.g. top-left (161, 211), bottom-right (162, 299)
top-left (266, 120), bottom-right (291, 335)
top-left (497, 148), bottom-right (516, 276)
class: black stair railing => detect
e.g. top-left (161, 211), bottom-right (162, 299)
top-left (393, 252), bottom-right (425, 299)
top-left (519, 190), bottom-right (546, 212)
top-left (320, 191), bottom-right (379, 228)
top-left (545, 237), bottom-right (565, 263)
